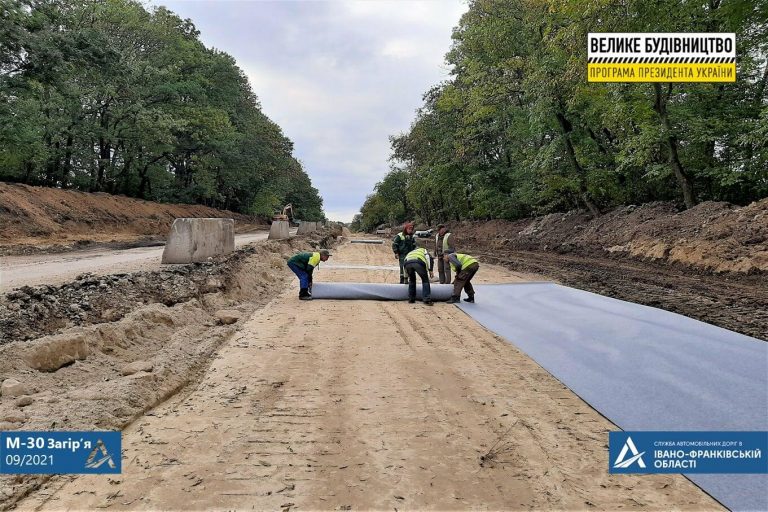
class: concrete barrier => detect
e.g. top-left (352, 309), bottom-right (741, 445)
top-left (161, 218), bottom-right (235, 264)
top-left (297, 221), bottom-right (319, 234)
top-left (268, 220), bottom-right (290, 240)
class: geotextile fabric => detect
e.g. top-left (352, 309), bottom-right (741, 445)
top-left (310, 282), bottom-right (454, 301)
top-left (456, 283), bottom-right (767, 512)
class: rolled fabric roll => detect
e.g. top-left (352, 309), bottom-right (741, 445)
top-left (311, 282), bottom-right (454, 301)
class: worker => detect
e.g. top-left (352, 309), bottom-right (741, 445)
top-left (392, 222), bottom-right (416, 284)
top-left (287, 249), bottom-right (331, 300)
top-left (435, 224), bottom-right (455, 284)
top-left (403, 247), bottom-right (434, 306)
top-left (444, 252), bottom-right (480, 303)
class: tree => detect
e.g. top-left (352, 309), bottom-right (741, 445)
top-left (0, 0), bottom-right (324, 218)
top-left (358, 0), bottom-right (767, 227)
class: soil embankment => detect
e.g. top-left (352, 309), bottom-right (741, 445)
top-left (0, 182), bottom-right (266, 254)
top-left (456, 199), bottom-right (768, 274)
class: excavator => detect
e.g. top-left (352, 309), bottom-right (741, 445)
top-left (272, 204), bottom-right (293, 223)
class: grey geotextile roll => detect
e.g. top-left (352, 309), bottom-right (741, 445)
top-left (311, 282), bottom-right (454, 301)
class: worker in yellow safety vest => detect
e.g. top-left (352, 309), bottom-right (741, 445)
top-left (444, 253), bottom-right (479, 304)
top-left (435, 224), bottom-right (455, 284)
top-left (403, 247), bottom-right (434, 306)
top-left (287, 249), bottom-right (331, 300)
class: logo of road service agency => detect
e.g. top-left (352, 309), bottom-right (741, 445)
top-left (85, 439), bottom-right (116, 469)
top-left (613, 436), bottom-right (647, 469)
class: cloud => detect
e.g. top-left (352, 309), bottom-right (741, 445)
top-left (147, 0), bottom-right (467, 222)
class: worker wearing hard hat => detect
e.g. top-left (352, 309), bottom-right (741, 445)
top-left (435, 224), bottom-right (455, 284)
top-left (392, 222), bottom-right (417, 284)
top-left (403, 247), bottom-right (434, 306)
top-left (444, 253), bottom-right (480, 304)
top-left (287, 249), bottom-right (331, 300)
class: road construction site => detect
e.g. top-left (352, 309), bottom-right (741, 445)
top-left (1, 197), bottom-right (766, 510)
top-left (4, 238), bottom-right (724, 511)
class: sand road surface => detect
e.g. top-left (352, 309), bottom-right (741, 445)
top-left (0, 232), bottom-right (273, 291)
top-left (19, 241), bottom-right (720, 511)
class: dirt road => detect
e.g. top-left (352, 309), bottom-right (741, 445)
top-left (19, 242), bottom-right (719, 510)
top-left (0, 233), bottom-right (272, 292)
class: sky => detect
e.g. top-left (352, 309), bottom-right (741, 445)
top-left (147, 0), bottom-right (468, 222)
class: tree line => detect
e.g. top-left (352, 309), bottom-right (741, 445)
top-left (0, 0), bottom-right (324, 220)
top-left (353, 0), bottom-right (767, 232)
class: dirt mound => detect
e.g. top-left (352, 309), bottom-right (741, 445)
top-left (0, 182), bottom-right (265, 252)
top-left (457, 199), bottom-right (768, 274)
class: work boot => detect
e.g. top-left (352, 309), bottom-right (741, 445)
top-left (408, 298), bottom-right (416, 304)
top-left (463, 296), bottom-right (475, 303)
top-left (446, 296), bottom-right (460, 304)
top-left (424, 300), bottom-right (433, 306)
top-left (299, 288), bottom-right (312, 300)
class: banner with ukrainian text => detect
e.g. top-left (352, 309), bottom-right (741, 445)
top-left (609, 431), bottom-right (767, 474)
top-left (588, 33), bottom-right (736, 83)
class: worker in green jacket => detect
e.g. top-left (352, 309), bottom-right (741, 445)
top-left (444, 253), bottom-right (479, 303)
top-left (403, 247), bottom-right (434, 306)
top-left (435, 224), bottom-right (455, 284)
top-left (287, 249), bottom-right (331, 300)
top-left (392, 222), bottom-right (416, 284)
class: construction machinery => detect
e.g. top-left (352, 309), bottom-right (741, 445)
top-left (272, 204), bottom-right (293, 223)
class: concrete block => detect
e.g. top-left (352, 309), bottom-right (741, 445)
top-left (297, 221), bottom-right (318, 235)
top-left (268, 220), bottom-right (290, 240)
top-left (161, 218), bottom-right (235, 264)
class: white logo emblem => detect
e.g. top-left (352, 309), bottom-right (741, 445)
top-left (85, 439), bottom-right (116, 469)
top-left (613, 436), bottom-right (646, 469)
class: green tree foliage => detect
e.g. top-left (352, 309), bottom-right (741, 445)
top-left (359, 0), bottom-right (767, 229)
top-left (0, 0), bottom-right (324, 220)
